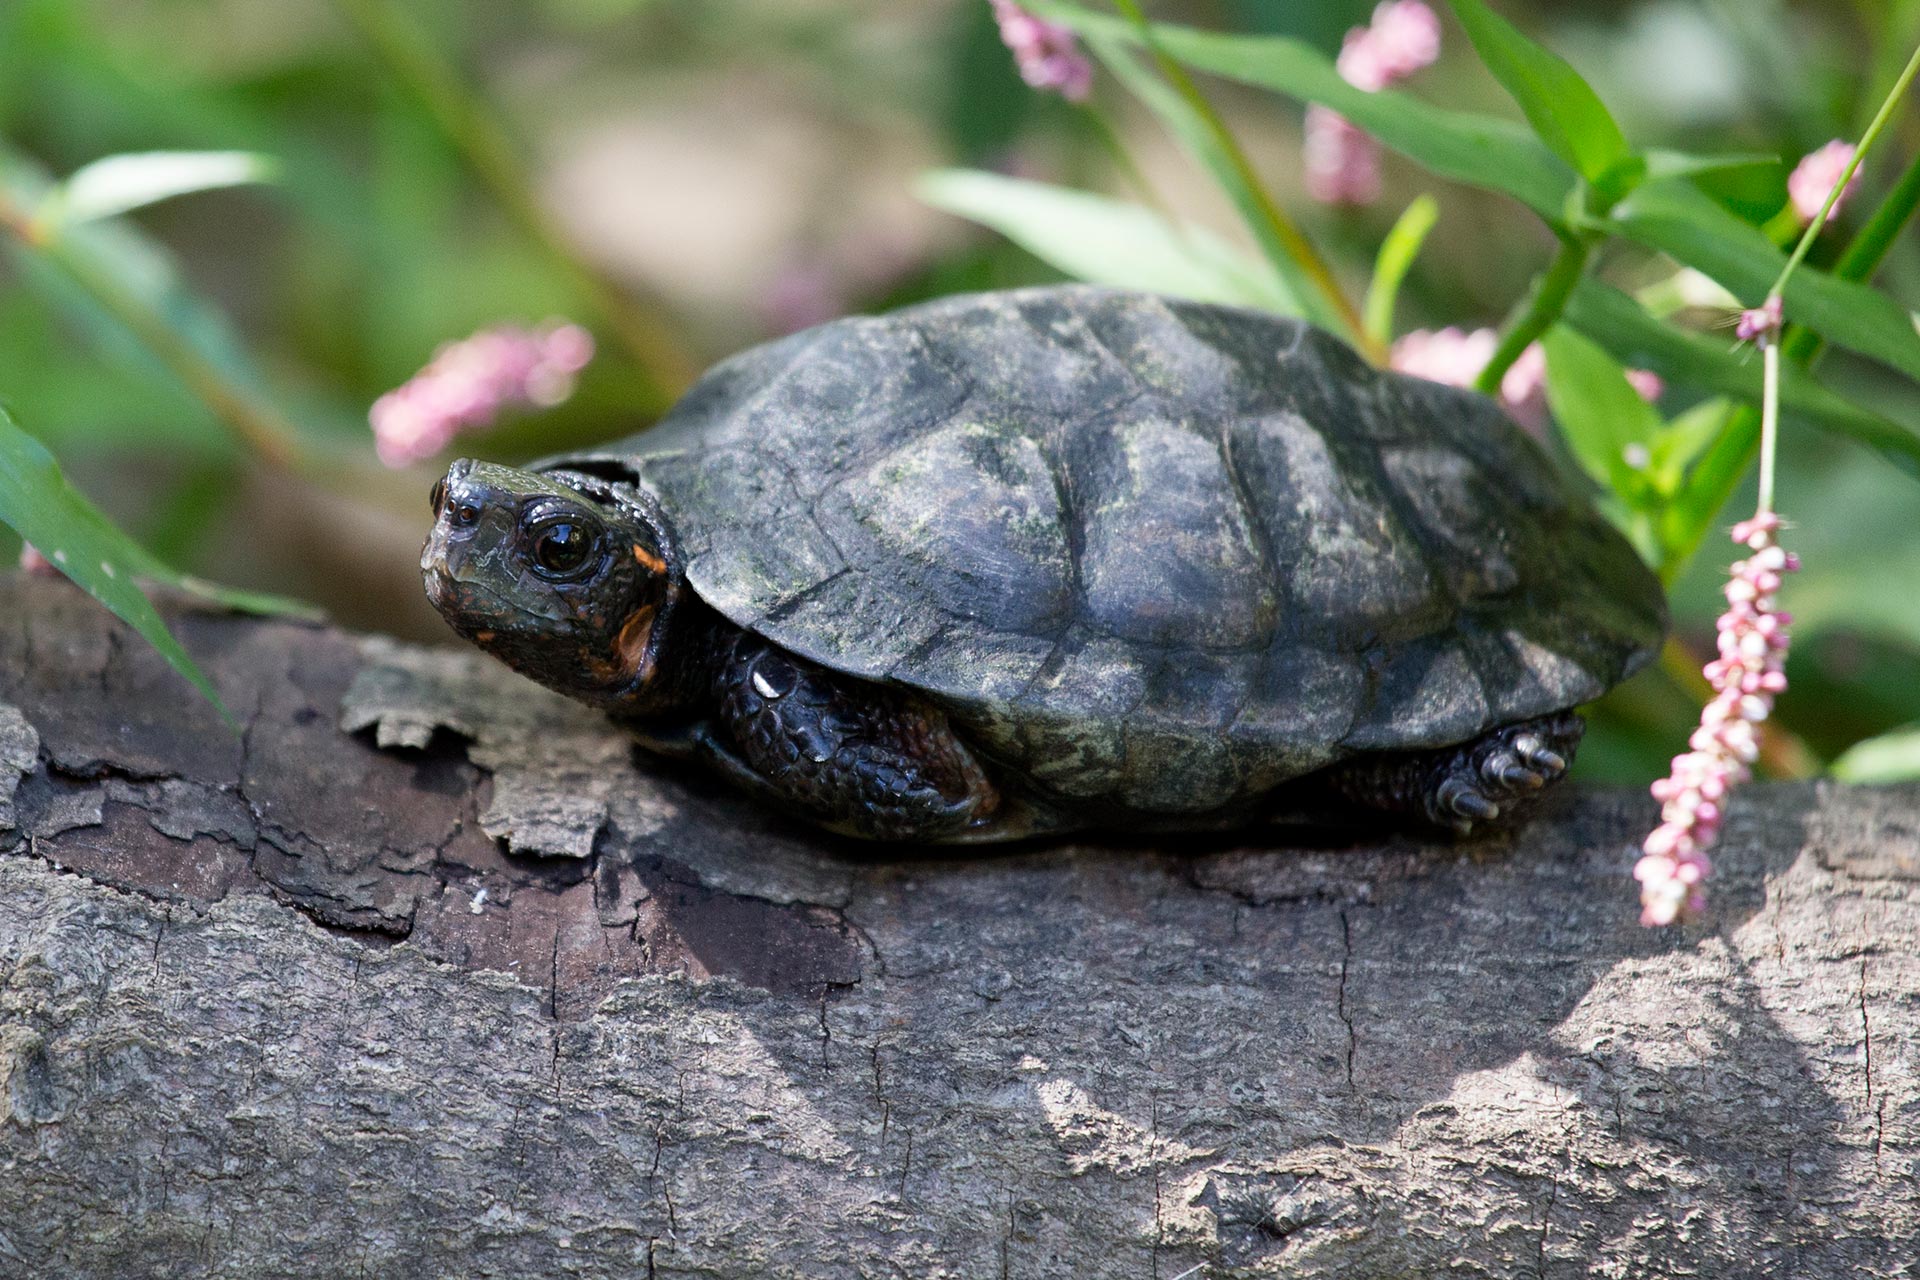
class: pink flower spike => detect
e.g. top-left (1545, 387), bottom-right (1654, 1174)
top-left (990, 1), bottom-right (1093, 102)
top-left (1316, 2), bottom-right (1440, 205)
top-left (1364, 2), bottom-right (1442, 82)
top-left (1389, 326), bottom-right (1498, 389)
top-left (1304, 105), bottom-right (1384, 206)
top-left (1337, 1), bottom-right (1441, 91)
top-left (1736, 296), bottom-right (1783, 346)
top-left (1389, 329), bottom-right (1558, 433)
top-left (1730, 511), bottom-right (1784, 546)
top-left (1637, 518), bottom-right (1798, 926)
top-left (1335, 34), bottom-right (1390, 94)
top-left (1787, 140), bottom-right (1860, 226)
top-left (1497, 342), bottom-right (1549, 433)
top-left (369, 321), bottom-right (596, 469)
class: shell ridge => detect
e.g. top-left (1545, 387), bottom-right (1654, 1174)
top-left (1216, 419), bottom-right (1283, 649)
top-left (1032, 293), bottom-right (1148, 401)
top-left (1008, 629), bottom-right (1074, 708)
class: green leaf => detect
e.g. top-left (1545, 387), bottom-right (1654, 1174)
top-left (1640, 149), bottom-right (1778, 183)
top-left (1663, 412), bottom-right (1758, 573)
top-left (1607, 180), bottom-right (1920, 384)
top-left (1542, 325), bottom-right (1662, 499)
top-left (1444, 0), bottom-right (1635, 196)
top-left (1831, 724), bottom-right (1920, 783)
top-left (1647, 398), bottom-right (1734, 497)
top-left (0, 404), bottom-right (231, 719)
top-left (1031, 2), bottom-right (1574, 224)
top-left (165, 572), bottom-right (321, 622)
top-left (1644, 398), bottom-right (1742, 584)
top-left (1, 144), bottom-right (304, 464)
top-left (1364, 194), bottom-right (1440, 347)
top-left (49, 150), bottom-right (277, 226)
top-left (1562, 280), bottom-right (1920, 480)
top-left (915, 169), bottom-right (1291, 312)
top-left (1082, 32), bottom-right (1345, 333)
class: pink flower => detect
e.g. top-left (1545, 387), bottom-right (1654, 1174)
top-left (1787, 140), bottom-right (1860, 226)
top-left (1390, 329), bottom-right (1657, 432)
top-left (1391, 325), bottom-right (1497, 388)
top-left (1309, 1), bottom-right (1441, 205)
top-left (1736, 295), bottom-right (1783, 345)
top-left (1636, 513), bottom-right (1798, 926)
top-left (1304, 105), bottom-right (1383, 206)
top-left (1392, 327), bottom-right (1541, 427)
top-left (1497, 341), bottom-right (1549, 433)
top-left (1336, 0), bottom-right (1443, 91)
top-left (990, 1), bottom-right (1093, 102)
top-left (369, 322), bottom-right (595, 469)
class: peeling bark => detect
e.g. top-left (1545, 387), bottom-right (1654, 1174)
top-left (0, 572), bottom-right (1915, 1278)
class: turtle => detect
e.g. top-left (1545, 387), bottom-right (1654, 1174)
top-left (420, 285), bottom-right (1666, 842)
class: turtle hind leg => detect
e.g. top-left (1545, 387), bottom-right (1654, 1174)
top-left (707, 634), bottom-right (1002, 842)
top-left (1313, 711), bottom-right (1585, 836)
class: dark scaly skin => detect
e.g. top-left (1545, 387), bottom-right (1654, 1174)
top-left (706, 635), bottom-right (997, 839)
top-left (421, 458), bottom-right (1586, 842)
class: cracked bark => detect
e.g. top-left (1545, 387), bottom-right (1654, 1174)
top-left (0, 572), bottom-right (1917, 1279)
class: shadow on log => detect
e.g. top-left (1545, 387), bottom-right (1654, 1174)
top-left (0, 572), bottom-right (1915, 1277)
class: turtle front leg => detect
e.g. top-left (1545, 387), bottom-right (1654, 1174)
top-left (703, 635), bottom-right (1001, 841)
top-left (1313, 712), bottom-right (1584, 835)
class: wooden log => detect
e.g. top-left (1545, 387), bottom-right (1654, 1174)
top-left (0, 572), bottom-right (1913, 1278)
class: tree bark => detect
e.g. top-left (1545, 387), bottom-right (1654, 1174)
top-left (0, 572), bottom-right (1914, 1278)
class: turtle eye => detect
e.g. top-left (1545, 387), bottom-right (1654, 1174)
top-left (429, 478), bottom-right (446, 515)
top-left (529, 518), bottom-right (597, 578)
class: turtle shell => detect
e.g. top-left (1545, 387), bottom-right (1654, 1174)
top-left (548, 286), bottom-right (1666, 814)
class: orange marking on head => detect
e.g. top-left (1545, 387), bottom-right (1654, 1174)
top-left (473, 630), bottom-right (495, 644)
top-left (615, 604), bottom-right (658, 679)
top-left (632, 544), bottom-right (667, 575)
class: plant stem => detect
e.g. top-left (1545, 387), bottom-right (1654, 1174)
top-left (1473, 233), bottom-right (1590, 395)
top-left (332, 0), bottom-right (696, 410)
top-left (0, 190), bottom-right (305, 471)
top-left (1105, 0), bottom-right (1376, 359)
top-left (1363, 193), bottom-right (1439, 348)
top-left (1757, 339), bottom-right (1781, 514)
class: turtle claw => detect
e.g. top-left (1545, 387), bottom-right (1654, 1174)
top-left (1452, 791), bottom-right (1500, 821)
top-left (1511, 733), bottom-right (1567, 776)
top-left (1418, 713), bottom-right (1586, 835)
top-left (1497, 761), bottom-right (1545, 791)
top-left (1321, 712), bottom-right (1585, 836)
top-left (1479, 743), bottom-right (1549, 792)
top-left (1433, 776), bottom-right (1500, 832)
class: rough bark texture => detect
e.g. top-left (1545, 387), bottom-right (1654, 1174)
top-left (0, 572), bottom-right (1914, 1279)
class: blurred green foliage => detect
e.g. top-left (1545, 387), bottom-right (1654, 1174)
top-left (1, 0), bottom-right (1919, 785)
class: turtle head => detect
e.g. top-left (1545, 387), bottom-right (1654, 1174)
top-left (421, 458), bottom-right (684, 710)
